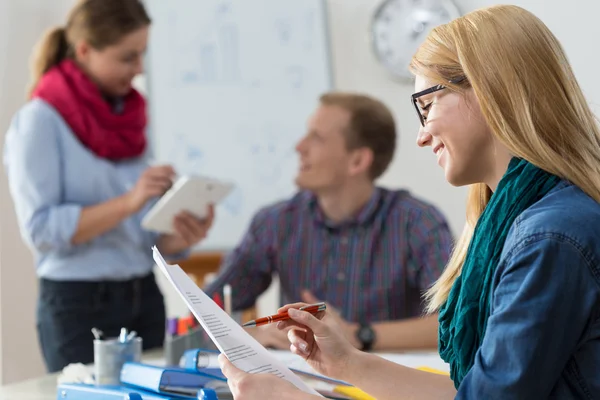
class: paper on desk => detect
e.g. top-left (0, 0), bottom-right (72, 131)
top-left (152, 247), bottom-right (322, 397)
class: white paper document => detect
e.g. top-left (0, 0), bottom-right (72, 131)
top-left (152, 247), bottom-right (322, 397)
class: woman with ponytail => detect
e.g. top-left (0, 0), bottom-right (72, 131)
top-left (4, 0), bottom-right (213, 372)
top-left (216, 5), bottom-right (600, 399)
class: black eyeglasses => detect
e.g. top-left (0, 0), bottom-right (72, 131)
top-left (411, 77), bottom-right (467, 127)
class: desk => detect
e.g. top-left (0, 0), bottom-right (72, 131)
top-left (0, 350), bottom-right (164, 400)
top-left (0, 372), bottom-right (58, 400)
top-left (0, 350), bottom-right (447, 399)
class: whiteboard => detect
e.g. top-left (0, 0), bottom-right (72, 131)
top-left (144, 0), bottom-right (333, 251)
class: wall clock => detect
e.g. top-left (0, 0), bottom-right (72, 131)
top-left (371, 0), bottom-right (461, 82)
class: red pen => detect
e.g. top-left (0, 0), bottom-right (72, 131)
top-left (242, 302), bottom-right (326, 327)
top-left (213, 293), bottom-right (224, 310)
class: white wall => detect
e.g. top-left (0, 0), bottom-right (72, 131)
top-left (0, 0), bottom-right (76, 385)
top-left (0, 0), bottom-right (597, 385)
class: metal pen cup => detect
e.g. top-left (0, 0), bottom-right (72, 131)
top-left (93, 337), bottom-right (142, 385)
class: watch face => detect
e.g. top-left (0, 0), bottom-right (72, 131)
top-left (358, 325), bottom-right (376, 342)
top-left (370, 0), bottom-right (461, 81)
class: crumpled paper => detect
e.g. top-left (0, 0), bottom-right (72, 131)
top-left (56, 363), bottom-right (94, 385)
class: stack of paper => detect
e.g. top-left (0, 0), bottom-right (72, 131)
top-left (152, 247), bottom-right (322, 397)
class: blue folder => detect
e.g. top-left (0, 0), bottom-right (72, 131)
top-left (57, 383), bottom-right (226, 400)
top-left (120, 362), bottom-right (226, 394)
top-left (181, 348), bottom-right (220, 372)
top-left (57, 383), bottom-right (173, 399)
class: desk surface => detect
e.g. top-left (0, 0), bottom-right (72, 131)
top-left (0, 350), bottom-right (447, 399)
top-left (0, 372), bottom-right (58, 400)
top-left (0, 350), bottom-right (164, 400)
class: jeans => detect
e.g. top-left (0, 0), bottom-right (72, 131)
top-left (37, 273), bottom-right (166, 373)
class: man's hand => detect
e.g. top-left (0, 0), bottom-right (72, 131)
top-left (245, 322), bottom-right (291, 349)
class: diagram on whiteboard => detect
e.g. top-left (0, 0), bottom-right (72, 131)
top-left (166, 134), bottom-right (206, 176)
top-left (169, 2), bottom-right (240, 86)
top-left (236, 122), bottom-right (298, 186)
top-left (221, 186), bottom-right (243, 216)
top-left (145, 0), bottom-right (331, 251)
top-left (166, 0), bottom-right (322, 91)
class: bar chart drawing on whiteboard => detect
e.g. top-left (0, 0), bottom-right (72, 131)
top-left (145, 0), bottom-right (332, 250)
top-left (237, 122), bottom-right (298, 186)
top-left (169, 3), bottom-right (241, 86)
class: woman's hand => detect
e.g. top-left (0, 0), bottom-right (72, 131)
top-left (157, 205), bottom-right (214, 255)
top-left (218, 354), bottom-right (319, 400)
top-left (171, 206), bottom-right (214, 247)
top-left (125, 165), bottom-right (175, 213)
top-left (300, 291), bottom-right (361, 348)
top-left (277, 302), bottom-right (362, 382)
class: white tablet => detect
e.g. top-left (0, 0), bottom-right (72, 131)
top-left (141, 175), bottom-right (234, 234)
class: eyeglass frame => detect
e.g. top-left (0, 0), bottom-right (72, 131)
top-left (411, 77), bottom-right (467, 127)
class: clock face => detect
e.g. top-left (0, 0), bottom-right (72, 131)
top-left (371, 0), bottom-right (461, 82)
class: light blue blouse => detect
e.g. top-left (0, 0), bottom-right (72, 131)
top-left (4, 98), bottom-right (163, 281)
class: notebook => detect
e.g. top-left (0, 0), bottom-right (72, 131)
top-left (141, 175), bottom-right (233, 234)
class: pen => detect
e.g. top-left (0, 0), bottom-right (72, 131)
top-left (223, 284), bottom-right (232, 316)
top-left (212, 292), bottom-right (224, 310)
top-left (167, 317), bottom-right (179, 337)
top-left (126, 330), bottom-right (137, 342)
top-left (242, 302), bottom-right (326, 327)
top-left (119, 327), bottom-right (128, 343)
top-left (91, 327), bottom-right (104, 340)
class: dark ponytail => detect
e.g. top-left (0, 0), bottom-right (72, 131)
top-left (27, 26), bottom-right (69, 97)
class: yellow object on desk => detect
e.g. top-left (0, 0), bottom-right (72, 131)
top-left (332, 366), bottom-right (449, 399)
top-left (333, 386), bottom-right (376, 400)
top-left (416, 366), bottom-right (450, 376)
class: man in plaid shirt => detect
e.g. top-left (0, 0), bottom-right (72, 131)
top-left (205, 92), bottom-right (452, 351)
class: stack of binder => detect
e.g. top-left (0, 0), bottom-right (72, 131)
top-left (55, 347), bottom-right (361, 399)
top-left (56, 349), bottom-right (233, 399)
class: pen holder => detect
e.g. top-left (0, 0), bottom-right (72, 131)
top-left (164, 326), bottom-right (217, 366)
top-left (94, 337), bottom-right (142, 385)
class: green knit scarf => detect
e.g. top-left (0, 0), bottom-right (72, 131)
top-left (438, 157), bottom-right (560, 388)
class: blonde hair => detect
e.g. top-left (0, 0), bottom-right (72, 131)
top-left (28, 0), bottom-right (150, 97)
top-left (409, 5), bottom-right (600, 311)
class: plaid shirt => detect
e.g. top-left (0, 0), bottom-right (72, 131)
top-left (205, 188), bottom-right (453, 323)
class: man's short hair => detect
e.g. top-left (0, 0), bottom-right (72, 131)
top-left (320, 92), bottom-right (396, 180)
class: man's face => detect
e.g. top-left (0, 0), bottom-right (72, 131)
top-left (294, 104), bottom-right (357, 193)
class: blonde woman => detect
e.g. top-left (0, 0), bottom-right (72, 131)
top-left (217, 5), bottom-right (600, 399)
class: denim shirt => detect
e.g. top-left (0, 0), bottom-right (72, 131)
top-left (3, 98), bottom-right (173, 281)
top-left (457, 181), bottom-right (600, 399)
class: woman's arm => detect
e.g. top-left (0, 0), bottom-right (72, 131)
top-left (70, 194), bottom-right (133, 245)
top-left (5, 101), bottom-right (173, 249)
top-left (454, 236), bottom-right (599, 398)
top-left (71, 165), bottom-right (174, 245)
top-left (5, 102), bottom-right (84, 251)
top-left (341, 351), bottom-right (456, 400)
top-left (279, 306), bottom-right (457, 400)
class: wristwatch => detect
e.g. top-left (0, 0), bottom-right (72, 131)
top-left (356, 322), bottom-right (376, 352)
